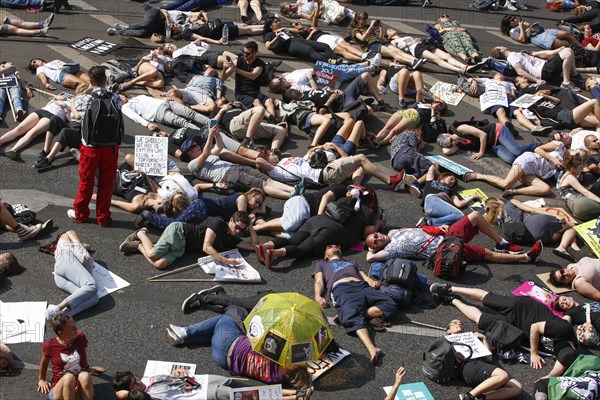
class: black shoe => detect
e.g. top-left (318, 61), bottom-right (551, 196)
top-left (430, 283), bottom-right (452, 294)
top-left (241, 15), bottom-right (249, 23)
top-left (433, 293), bottom-right (461, 305)
top-left (505, 121), bottom-right (519, 138)
top-left (181, 285), bottom-right (226, 314)
top-left (36, 157), bottom-right (53, 171)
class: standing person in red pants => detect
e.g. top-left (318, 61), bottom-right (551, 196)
top-left (67, 66), bottom-right (124, 227)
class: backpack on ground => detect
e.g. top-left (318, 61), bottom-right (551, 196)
top-left (421, 118), bottom-right (447, 143)
top-left (81, 91), bottom-right (124, 147)
top-left (101, 60), bottom-right (133, 85)
top-left (379, 258), bottom-right (417, 288)
top-left (422, 337), bottom-right (472, 383)
top-left (483, 58), bottom-right (517, 77)
top-left (485, 320), bottom-right (525, 350)
top-left (2, 203), bottom-right (36, 224)
top-left (427, 236), bottom-right (466, 280)
top-left (380, 284), bottom-right (413, 308)
top-left (470, 0), bottom-right (500, 11)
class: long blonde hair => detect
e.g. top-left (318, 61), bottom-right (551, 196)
top-left (484, 197), bottom-right (504, 225)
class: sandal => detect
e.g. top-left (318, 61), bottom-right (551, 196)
top-left (462, 172), bottom-right (476, 182)
top-left (552, 248), bottom-right (576, 263)
top-left (255, 243), bottom-right (266, 265)
top-left (502, 189), bottom-right (514, 198)
top-left (264, 249), bottom-right (274, 269)
top-left (369, 317), bottom-right (389, 332)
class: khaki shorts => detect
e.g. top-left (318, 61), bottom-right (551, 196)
top-left (322, 156), bottom-right (359, 184)
top-left (153, 222), bottom-right (187, 266)
top-left (228, 108), bottom-right (282, 140)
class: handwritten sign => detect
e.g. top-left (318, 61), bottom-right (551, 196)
top-left (480, 81), bottom-right (508, 111)
top-left (425, 155), bottom-right (472, 175)
top-left (198, 249), bottom-right (261, 282)
top-left (0, 77), bottom-right (17, 88)
top-left (313, 61), bottom-right (342, 88)
top-left (383, 382), bottom-right (434, 400)
top-left (306, 347), bottom-right (350, 380)
top-left (429, 81), bottom-right (465, 106)
top-left (71, 37), bottom-right (121, 56)
top-left (230, 385), bottom-right (282, 400)
top-left (574, 218), bottom-right (600, 258)
top-left (510, 94), bottom-right (543, 109)
top-left (135, 136), bottom-right (168, 176)
top-left (445, 332), bottom-right (491, 359)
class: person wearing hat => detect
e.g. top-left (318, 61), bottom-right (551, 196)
top-left (552, 295), bottom-right (600, 347)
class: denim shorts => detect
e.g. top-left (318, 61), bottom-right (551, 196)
top-left (57, 70), bottom-right (68, 85)
top-left (531, 29), bottom-right (557, 50)
top-left (367, 42), bottom-right (384, 53)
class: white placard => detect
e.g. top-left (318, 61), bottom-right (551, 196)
top-left (134, 136), bottom-right (169, 176)
top-left (0, 301), bottom-right (46, 344)
top-left (198, 250), bottom-right (261, 282)
top-left (143, 360), bottom-right (197, 377)
top-left (509, 94), bottom-right (543, 108)
top-left (445, 332), bottom-right (491, 359)
top-left (230, 385), bottom-right (282, 400)
top-left (480, 81), bottom-right (508, 111)
top-left (305, 348), bottom-right (350, 380)
top-left (92, 262), bottom-right (130, 298)
top-left (429, 81), bottom-right (465, 106)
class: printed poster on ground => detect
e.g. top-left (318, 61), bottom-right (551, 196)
top-left (230, 385), bottom-right (282, 400)
top-left (574, 218), bottom-right (600, 258)
top-left (71, 37), bottom-right (121, 55)
top-left (425, 155), bottom-right (472, 176)
top-left (0, 301), bottom-right (46, 344)
top-left (458, 188), bottom-right (488, 214)
top-left (429, 81), bottom-right (465, 106)
top-left (383, 382), bottom-right (434, 400)
top-left (512, 281), bottom-right (563, 317)
top-left (198, 249), bottom-right (261, 282)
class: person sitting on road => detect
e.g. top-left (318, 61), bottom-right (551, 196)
top-left (313, 244), bottom-right (397, 364)
top-left (119, 211), bottom-right (257, 269)
top-left (429, 284), bottom-right (578, 376)
top-left (37, 311), bottom-right (106, 399)
top-left (437, 120), bottom-right (539, 165)
top-left (557, 152), bottom-right (600, 221)
top-left (39, 230), bottom-right (99, 321)
top-left (445, 319), bottom-right (524, 400)
top-left (549, 258), bottom-right (600, 301)
top-left (256, 185), bottom-right (383, 268)
top-left (26, 58), bottom-right (89, 91)
top-left (366, 211), bottom-right (541, 264)
top-left (163, 306), bottom-right (313, 393)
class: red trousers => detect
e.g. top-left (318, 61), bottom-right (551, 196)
top-left (73, 145), bottom-right (118, 226)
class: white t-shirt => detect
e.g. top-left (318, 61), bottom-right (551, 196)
top-left (36, 60), bottom-right (65, 83)
top-left (157, 174), bottom-right (198, 201)
top-left (571, 130), bottom-right (600, 151)
top-left (506, 52), bottom-right (545, 79)
top-left (269, 156), bottom-right (321, 183)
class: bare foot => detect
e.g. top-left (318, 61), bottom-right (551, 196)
top-left (91, 194), bottom-right (97, 201)
top-left (369, 347), bottom-right (382, 365)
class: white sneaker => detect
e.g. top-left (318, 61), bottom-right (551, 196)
top-left (70, 148), bottom-right (80, 161)
top-left (503, 1), bottom-right (517, 10)
top-left (46, 305), bottom-right (61, 321)
top-left (67, 209), bottom-right (77, 222)
top-left (367, 53), bottom-right (382, 68)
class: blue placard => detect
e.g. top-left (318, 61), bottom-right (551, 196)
top-left (384, 382), bottom-right (434, 400)
top-left (313, 61), bottom-right (342, 88)
top-left (425, 155), bottom-right (473, 176)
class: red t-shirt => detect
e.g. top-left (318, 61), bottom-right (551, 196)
top-left (42, 332), bottom-right (88, 388)
top-left (583, 34), bottom-right (600, 48)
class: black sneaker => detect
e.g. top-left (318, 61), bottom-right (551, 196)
top-left (34, 155), bottom-right (48, 168)
top-left (430, 283), bottom-right (452, 294)
top-left (240, 138), bottom-right (255, 149)
top-left (36, 157), bottom-right (53, 172)
top-left (181, 285), bottom-right (226, 314)
top-left (376, 102), bottom-right (395, 113)
top-left (433, 292), bottom-right (461, 305)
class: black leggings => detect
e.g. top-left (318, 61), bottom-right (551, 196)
top-left (287, 37), bottom-right (338, 62)
top-left (122, 8), bottom-right (165, 38)
top-left (565, 9), bottom-right (600, 32)
top-left (204, 292), bottom-right (268, 311)
top-left (272, 228), bottom-right (344, 259)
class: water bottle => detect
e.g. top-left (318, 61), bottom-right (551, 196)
top-left (165, 24), bottom-right (172, 39)
top-left (222, 24), bottom-right (229, 45)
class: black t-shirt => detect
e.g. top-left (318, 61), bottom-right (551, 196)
top-left (302, 89), bottom-right (342, 111)
top-left (456, 123), bottom-right (498, 151)
top-left (263, 30), bottom-right (293, 53)
top-left (210, 106), bottom-right (244, 133)
top-left (421, 180), bottom-right (454, 207)
top-left (566, 302), bottom-right (600, 333)
top-left (235, 56), bottom-right (266, 95)
top-left (303, 184), bottom-right (347, 216)
top-left (532, 99), bottom-right (562, 120)
top-left (182, 217), bottom-right (242, 253)
top-left (511, 297), bottom-right (576, 343)
top-left (588, 153), bottom-right (600, 167)
top-left (168, 127), bottom-right (206, 155)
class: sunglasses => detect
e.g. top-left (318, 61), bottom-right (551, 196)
top-left (556, 269), bottom-right (569, 282)
top-left (243, 50), bottom-right (256, 56)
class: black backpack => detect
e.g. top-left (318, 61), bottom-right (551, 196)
top-left (470, 0), bottom-right (499, 10)
top-left (379, 258), bottom-right (417, 288)
top-left (421, 118), bottom-right (447, 143)
top-left (81, 91), bottom-right (124, 147)
top-left (101, 60), bottom-right (133, 85)
top-left (380, 284), bottom-right (413, 308)
top-left (422, 338), bottom-right (472, 383)
top-left (427, 236), bottom-right (466, 280)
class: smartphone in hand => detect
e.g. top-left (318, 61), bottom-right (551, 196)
top-left (210, 119), bottom-right (218, 128)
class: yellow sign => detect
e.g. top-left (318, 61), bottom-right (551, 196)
top-left (574, 218), bottom-right (600, 258)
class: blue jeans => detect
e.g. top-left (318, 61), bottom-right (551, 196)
top-left (491, 127), bottom-right (538, 165)
top-left (162, 0), bottom-right (216, 10)
top-left (0, 0), bottom-right (44, 7)
top-left (54, 250), bottom-right (99, 316)
top-left (336, 65), bottom-right (371, 87)
top-left (0, 85), bottom-right (24, 113)
top-left (424, 194), bottom-right (464, 226)
top-left (184, 315), bottom-right (244, 369)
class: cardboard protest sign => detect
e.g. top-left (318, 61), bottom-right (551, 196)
top-left (425, 155), bottom-right (473, 175)
top-left (134, 136), bottom-right (169, 176)
top-left (71, 37), bottom-right (121, 55)
top-left (513, 281), bottom-right (563, 317)
top-left (445, 332), bottom-right (491, 359)
top-left (383, 382), bottom-right (434, 400)
top-left (0, 301), bottom-right (46, 344)
top-left (313, 61), bottom-right (341, 88)
top-left (230, 385), bottom-right (282, 400)
top-left (144, 360), bottom-right (197, 377)
top-left (537, 272), bottom-right (573, 295)
top-left (574, 218), bottom-right (600, 258)
top-left (458, 188), bottom-right (488, 213)
top-left (0, 76), bottom-right (17, 88)
top-left (510, 94), bottom-right (542, 108)
top-left (306, 347), bottom-right (350, 380)
top-left (480, 81), bottom-right (508, 111)
top-left (429, 81), bottom-right (465, 106)
top-left (199, 249), bottom-right (261, 282)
